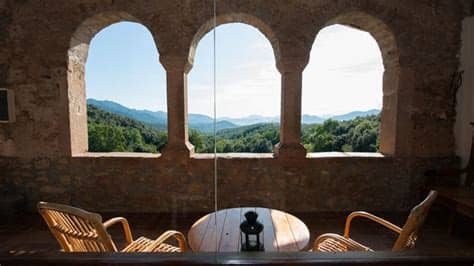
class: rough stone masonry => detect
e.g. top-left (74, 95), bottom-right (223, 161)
top-left (0, 0), bottom-right (470, 213)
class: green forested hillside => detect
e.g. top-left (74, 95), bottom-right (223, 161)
top-left (87, 98), bottom-right (237, 132)
top-left (301, 115), bottom-right (380, 152)
top-left (190, 123), bottom-right (280, 153)
top-left (87, 104), bottom-right (380, 154)
top-left (189, 115), bottom-right (380, 153)
top-left (87, 105), bottom-right (167, 153)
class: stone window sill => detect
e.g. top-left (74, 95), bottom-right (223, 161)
top-left (192, 152), bottom-right (386, 159)
top-left (306, 152), bottom-right (386, 158)
top-left (192, 153), bottom-right (274, 159)
top-left (72, 152), bottom-right (385, 159)
top-left (72, 152), bottom-right (161, 158)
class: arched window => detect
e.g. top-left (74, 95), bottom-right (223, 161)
top-left (302, 24), bottom-right (384, 153)
top-left (79, 22), bottom-right (167, 154)
top-left (188, 23), bottom-right (280, 153)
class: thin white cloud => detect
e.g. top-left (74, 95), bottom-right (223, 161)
top-left (189, 23), bottom-right (383, 117)
top-left (302, 24), bottom-right (384, 116)
top-left (189, 23), bottom-right (280, 117)
top-left (86, 22), bottom-right (383, 117)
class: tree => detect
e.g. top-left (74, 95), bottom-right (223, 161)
top-left (88, 123), bottom-right (127, 152)
top-left (124, 128), bottom-right (144, 150)
top-left (301, 115), bottom-right (380, 153)
top-left (350, 120), bottom-right (378, 152)
top-left (311, 131), bottom-right (336, 152)
top-left (88, 105), bottom-right (167, 153)
top-left (188, 129), bottom-right (203, 152)
top-left (89, 103), bottom-right (381, 154)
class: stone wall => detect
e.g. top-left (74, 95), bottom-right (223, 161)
top-left (0, 155), bottom-right (458, 213)
top-left (0, 0), bottom-right (469, 213)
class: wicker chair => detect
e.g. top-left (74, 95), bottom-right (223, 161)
top-left (313, 190), bottom-right (438, 252)
top-left (38, 202), bottom-right (187, 252)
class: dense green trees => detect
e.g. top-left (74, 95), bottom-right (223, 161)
top-left (88, 105), bottom-right (167, 153)
top-left (301, 115), bottom-right (380, 152)
top-left (189, 124), bottom-right (279, 153)
top-left (88, 104), bottom-right (380, 154)
top-left (188, 115), bottom-right (380, 153)
top-left (88, 123), bottom-right (126, 152)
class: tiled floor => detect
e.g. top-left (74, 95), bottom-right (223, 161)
top-left (1, 209), bottom-right (473, 254)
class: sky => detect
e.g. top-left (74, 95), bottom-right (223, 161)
top-left (85, 22), bottom-right (383, 118)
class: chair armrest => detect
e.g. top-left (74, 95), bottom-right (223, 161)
top-left (344, 211), bottom-right (402, 238)
top-left (143, 230), bottom-right (187, 252)
top-left (313, 233), bottom-right (372, 252)
top-left (103, 217), bottom-right (134, 245)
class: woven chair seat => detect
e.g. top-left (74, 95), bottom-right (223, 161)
top-left (121, 237), bottom-right (182, 253)
top-left (314, 234), bottom-right (372, 252)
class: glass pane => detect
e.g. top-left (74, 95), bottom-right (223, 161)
top-left (2, 1), bottom-right (473, 263)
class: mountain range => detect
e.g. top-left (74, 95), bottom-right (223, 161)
top-left (87, 99), bottom-right (380, 133)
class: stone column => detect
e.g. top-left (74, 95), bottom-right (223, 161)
top-left (379, 65), bottom-right (400, 156)
top-left (160, 55), bottom-right (194, 158)
top-left (455, 16), bottom-right (474, 166)
top-left (274, 56), bottom-right (308, 159)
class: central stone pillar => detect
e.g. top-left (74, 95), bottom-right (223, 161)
top-left (160, 55), bottom-right (194, 159)
top-left (274, 56), bottom-right (309, 159)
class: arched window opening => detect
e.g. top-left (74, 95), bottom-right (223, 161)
top-left (84, 22), bottom-right (167, 154)
top-left (188, 23), bottom-right (280, 153)
top-left (301, 24), bottom-right (384, 153)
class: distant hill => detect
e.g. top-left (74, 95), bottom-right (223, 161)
top-left (87, 99), bottom-right (237, 132)
top-left (87, 99), bottom-right (167, 130)
top-left (219, 115), bottom-right (279, 126)
top-left (218, 111), bottom-right (378, 125)
top-left (87, 99), bottom-right (380, 132)
top-left (330, 109), bottom-right (380, 121)
top-left (302, 114), bottom-right (325, 124)
top-left (87, 101), bottom-right (381, 153)
top-left (88, 104), bottom-right (157, 131)
top-left (193, 120), bottom-right (240, 132)
top-left (217, 123), bottom-right (279, 139)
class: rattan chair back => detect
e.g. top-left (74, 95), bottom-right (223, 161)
top-left (38, 202), bottom-right (117, 252)
top-left (392, 190), bottom-right (438, 251)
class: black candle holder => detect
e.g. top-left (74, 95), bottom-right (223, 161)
top-left (240, 211), bottom-right (264, 251)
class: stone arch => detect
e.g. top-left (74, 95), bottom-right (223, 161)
top-left (67, 12), bottom-right (158, 155)
top-left (324, 11), bottom-right (399, 70)
top-left (188, 13), bottom-right (280, 69)
top-left (312, 11), bottom-right (401, 155)
top-left (68, 12), bottom-right (145, 67)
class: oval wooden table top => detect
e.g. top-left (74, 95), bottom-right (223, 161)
top-left (188, 207), bottom-right (310, 252)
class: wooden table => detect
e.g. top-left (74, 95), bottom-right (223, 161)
top-left (188, 207), bottom-right (310, 252)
